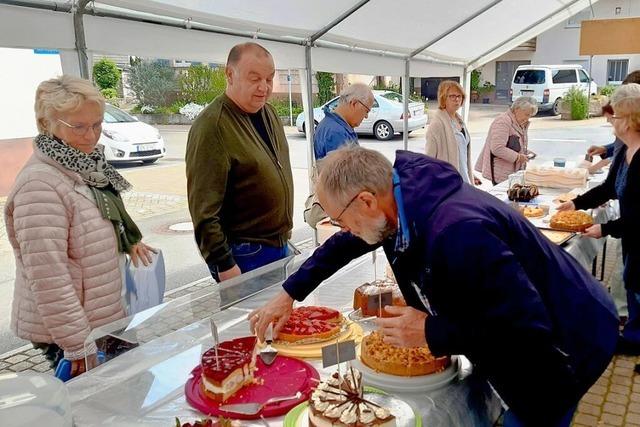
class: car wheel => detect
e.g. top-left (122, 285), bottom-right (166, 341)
top-left (142, 159), bottom-right (158, 164)
top-left (374, 121), bottom-right (393, 141)
top-left (552, 98), bottom-right (562, 116)
top-left (302, 121), bottom-right (319, 135)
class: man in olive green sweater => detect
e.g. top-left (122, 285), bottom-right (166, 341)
top-left (186, 43), bottom-right (294, 282)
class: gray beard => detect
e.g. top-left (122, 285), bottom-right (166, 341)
top-left (358, 214), bottom-right (395, 245)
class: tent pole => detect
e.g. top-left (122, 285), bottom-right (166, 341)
top-left (462, 67), bottom-right (471, 125)
top-left (301, 44), bottom-right (318, 246)
top-left (73, 0), bottom-right (91, 79)
top-left (403, 59), bottom-right (410, 151)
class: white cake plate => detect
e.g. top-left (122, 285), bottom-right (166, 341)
top-left (352, 355), bottom-right (459, 394)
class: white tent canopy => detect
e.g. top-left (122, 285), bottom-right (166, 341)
top-left (1, 0), bottom-right (598, 75)
top-left (0, 0), bottom-right (598, 189)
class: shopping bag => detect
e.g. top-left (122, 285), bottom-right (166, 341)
top-left (124, 249), bottom-right (166, 315)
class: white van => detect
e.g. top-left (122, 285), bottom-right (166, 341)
top-left (510, 65), bottom-right (597, 115)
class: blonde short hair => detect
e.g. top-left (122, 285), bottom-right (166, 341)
top-left (35, 75), bottom-right (105, 135)
top-left (437, 80), bottom-right (464, 110)
top-left (611, 83), bottom-right (640, 133)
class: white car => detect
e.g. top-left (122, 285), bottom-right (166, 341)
top-left (295, 90), bottom-right (427, 141)
top-left (100, 104), bottom-right (166, 164)
top-left (510, 65), bottom-right (598, 115)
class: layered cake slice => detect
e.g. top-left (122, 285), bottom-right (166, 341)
top-left (353, 279), bottom-right (406, 318)
top-left (309, 367), bottom-right (396, 426)
top-left (200, 336), bottom-right (258, 402)
top-left (361, 331), bottom-right (450, 377)
top-left (277, 306), bottom-right (343, 343)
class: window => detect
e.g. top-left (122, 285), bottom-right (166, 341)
top-left (372, 99), bottom-right (379, 109)
top-left (552, 69), bottom-right (577, 84)
top-left (324, 98), bottom-right (339, 112)
top-left (607, 59), bottom-right (629, 83)
top-left (578, 70), bottom-right (590, 83)
top-left (104, 105), bottom-right (136, 123)
top-left (381, 92), bottom-right (404, 103)
top-left (513, 70), bottom-right (545, 84)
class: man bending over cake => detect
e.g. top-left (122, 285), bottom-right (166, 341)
top-left (249, 145), bottom-right (618, 427)
top-left (186, 43), bottom-right (294, 282)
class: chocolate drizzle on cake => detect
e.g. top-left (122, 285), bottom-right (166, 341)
top-left (309, 366), bottom-right (395, 426)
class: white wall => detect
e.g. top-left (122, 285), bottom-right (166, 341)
top-left (480, 50), bottom-right (534, 85)
top-left (533, 0), bottom-right (640, 86)
top-left (0, 48), bottom-right (62, 139)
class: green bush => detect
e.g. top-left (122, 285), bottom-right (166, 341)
top-left (100, 88), bottom-right (118, 99)
top-left (316, 72), bottom-right (335, 105)
top-left (93, 58), bottom-right (121, 90)
top-left (269, 99), bottom-right (303, 117)
top-left (129, 60), bottom-right (178, 108)
top-left (563, 86), bottom-right (589, 120)
top-left (179, 64), bottom-right (226, 105)
top-left (470, 70), bottom-right (482, 92)
top-left (599, 85), bottom-right (616, 97)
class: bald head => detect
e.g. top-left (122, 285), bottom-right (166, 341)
top-left (225, 42), bottom-right (275, 113)
top-left (227, 42), bottom-right (272, 67)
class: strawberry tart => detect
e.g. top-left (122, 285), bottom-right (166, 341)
top-left (277, 306), bottom-right (343, 343)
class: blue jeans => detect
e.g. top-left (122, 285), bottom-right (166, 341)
top-left (503, 405), bottom-right (575, 427)
top-left (209, 242), bottom-right (291, 281)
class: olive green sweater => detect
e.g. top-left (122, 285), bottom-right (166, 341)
top-left (186, 93), bottom-right (294, 271)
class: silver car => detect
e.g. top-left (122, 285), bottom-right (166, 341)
top-left (295, 90), bottom-right (427, 141)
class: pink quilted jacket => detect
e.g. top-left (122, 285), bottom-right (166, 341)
top-left (5, 147), bottom-right (125, 359)
top-left (475, 110), bottom-right (530, 184)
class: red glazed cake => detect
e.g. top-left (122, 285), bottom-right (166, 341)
top-left (277, 306), bottom-right (343, 343)
top-left (200, 336), bottom-right (258, 402)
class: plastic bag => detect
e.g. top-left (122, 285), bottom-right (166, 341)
top-left (124, 250), bottom-right (166, 316)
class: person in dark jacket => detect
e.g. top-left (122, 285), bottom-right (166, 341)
top-left (186, 42), bottom-right (294, 282)
top-left (559, 83), bottom-right (640, 354)
top-left (250, 146), bottom-right (618, 427)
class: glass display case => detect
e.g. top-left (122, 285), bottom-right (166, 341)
top-left (69, 248), bottom-right (501, 427)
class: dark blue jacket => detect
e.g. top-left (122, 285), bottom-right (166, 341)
top-left (314, 110), bottom-right (358, 160)
top-left (283, 151), bottom-right (618, 424)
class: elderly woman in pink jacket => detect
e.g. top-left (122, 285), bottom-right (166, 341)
top-left (475, 96), bottom-right (538, 185)
top-left (4, 76), bottom-right (155, 377)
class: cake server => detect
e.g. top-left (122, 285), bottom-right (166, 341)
top-left (218, 391), bottom-right (301, 415)
top-left (258, 322), bottom-right (278, 366)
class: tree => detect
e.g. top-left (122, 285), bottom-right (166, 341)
top-left (179, 64), bottom-right (226, 105)
top-left (128, 60), bottom-right (178, 107)
top-left (316, 72), bottom-right (335, 105)
top-left (93, 58), bottom-right (121, 90)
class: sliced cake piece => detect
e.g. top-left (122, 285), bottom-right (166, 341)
top-left (200, 336), bottom-right (258, 402)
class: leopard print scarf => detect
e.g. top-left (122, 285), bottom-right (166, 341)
top-left (35, 134), bottom-right (131, 193)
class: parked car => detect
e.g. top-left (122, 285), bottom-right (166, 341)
top-left (295, 90), bottom-right (427, 141)
top-left (510, 65), bottom-right (598, 115)
top-left (99, 104), bottom-right (166, 164)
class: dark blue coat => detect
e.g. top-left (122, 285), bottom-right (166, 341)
top-left (283, 151), bottom-right (618, 424)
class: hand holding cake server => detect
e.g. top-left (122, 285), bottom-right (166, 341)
top-left (250, 144), bottom-right (618, 427)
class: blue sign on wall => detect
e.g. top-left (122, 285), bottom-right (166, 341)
top-left (33, 49), bottom-right (60, 55)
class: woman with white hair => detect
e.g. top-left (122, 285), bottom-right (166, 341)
top-left (558, 83), bottom-right (640, 355)
top-left (4, 75), bottom-right (155, 376)
top-left (475, 96), bottom-right (538, 185)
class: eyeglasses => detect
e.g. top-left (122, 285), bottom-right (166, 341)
top-left (57, 119), bottom-right (102, 136)
top-left (357, 100), bottom-right (371, 114)
top-left (328, 190), bottom-right (375, 227)
top-left (448, 94), bottom-right (463, 100)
